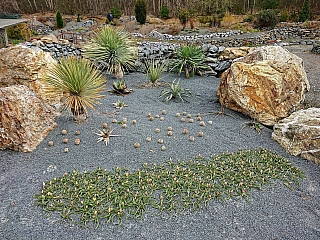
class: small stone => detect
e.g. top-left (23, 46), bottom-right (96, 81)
top-left (48, 141), bottom-right (54, 146)
top-left (61, 129), bottom-right (67, 135)
top-left (134, 142), bottom-right (140, 148)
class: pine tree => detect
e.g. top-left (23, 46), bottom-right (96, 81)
top-left (299, 0), bottom-right (311, 22)
top-left (56, 11), bottom-right (64, 29)
top-left (135, 0), bottom-right (147, 24)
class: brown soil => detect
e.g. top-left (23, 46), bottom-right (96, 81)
top-left (285, 45), bottom-right (320, 108)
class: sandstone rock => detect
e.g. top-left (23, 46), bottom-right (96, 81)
top-left (0, 45), bottom-right (61, 105)
top-left (217, 46), bottom-right (310, 126)
top-left (41, 34), bottom-right (59, 44)
top-left (0, 85), bottom-right (60, 152)
top-left (146, 17), bottom-right (164, 25)
top-left (218, 47), bottom-right (253, 60)
top-left (272, 108), bottom-right (320, 165)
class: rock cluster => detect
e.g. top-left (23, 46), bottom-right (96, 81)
top-left (149, 29), bottom-right (242, 42)
top-left (24, 40), bottom-right (82, 59)
top-left (0, 85), bottom-right (60, 152)
top-left (272, 108), bottom-right (320, 165)
top-left (311, 44), bottom-right (320, 54)
top-left (217, 46), bottom-right (310, 126)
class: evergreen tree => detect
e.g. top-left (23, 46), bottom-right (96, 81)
top-left (56, 11), bottom-right (64, 29)
top-left (159, 5), bottom-right (170, 19)
top-left (135, 0), bottom-right (147, 24)
top-left (299, 0), bottom-right (311, 22)
top-left (262, 0), bottom-right (279, 10)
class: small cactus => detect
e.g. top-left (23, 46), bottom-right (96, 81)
top-left (189, 136), bottom-right (195, 142)
top-left (75, 131), bottom-right (81, 135)
top-left (198, 131), bottom-right (204, 137)
top-left (147, 112), bottom-right (152, 117)
top-left (112, 119), bottom-right (117, 123)
top-left (182, 128), bottom-right (188, 134)
top-left (64, 147), bottom-right (69, 153)
top-left (176, 113), bottom-right (180, 117)
top-left (63, 138), bottom-right (68, 144)
top-left (160, 117), bottom-right (164, 121)
top-left (208, 121), bottom-right (213, 125)
top-left (199, 121), bottom-right (205, 126)
top-left (197, 113), bottom-right (201, 117)
top-left (134, 142), bottom-right (140, 148)
top-left (181, 118), bottom-right (185, 122)
top-left (182, 111), bottom-right (187, 116)
top-left (161, 146), bottom-right (166, 151)
top-left (187, 114), bottom-right (191, 118)
top-left (167, 131), bottom-right (173, 136)
top-left (158, 138), bottom-right (164, 144)
top-left (74, 138), bottom-right (80, 145)
top-left (155, 114), bottom-right (160, 118)
top-left (167, 126), bottom-right (173, 131)
top-left (146, 137), bottom-right (152, 142)
top-left (132, 119), bottom-right (137, 124)
top-left (149, 116), bottom-right (154, 121)
top-left (155, 128), bottom-right (160, 133)
top-left (122, 124), bottom-right (127, 128)
top-left (189, 119), bottom-right (194, 123)
top-left (122, 118), bottom-right (127, 124)
top-left (48, 141), bottom-right (54, 146)
top-left (61, 129), bottom-right (67, 135)
top-left (102, 122), bottom-right (108, 129)
top-left (197, 116), bottom-right (201, 121)
top-left (162, 110), bottom-right (166, 115)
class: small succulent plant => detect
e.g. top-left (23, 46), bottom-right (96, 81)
top-left (159, 79), bottom-right (193, 102)
top-left (94, 127), bottom-right (120, 146)
top-left (113, 100), bottom-right (128, 109)
top-left (111, 79), bottom-right (133, 94)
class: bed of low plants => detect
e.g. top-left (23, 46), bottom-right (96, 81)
top-left (35, 148), bottom-right (304, 228)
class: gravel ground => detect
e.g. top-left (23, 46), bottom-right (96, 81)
top-left (1, 69), bottom-right (320, 239)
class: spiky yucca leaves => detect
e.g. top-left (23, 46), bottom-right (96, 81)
top-left (143, 59), bottom-right (168, 85)
top-left (44, 57), bottom-right (106, 119)
top-left (171, 44), bottom-right (209, 78)
top-left (83, 26), bottom-right (137, 78)
top-left (159, 79), bottom-right (193, 102)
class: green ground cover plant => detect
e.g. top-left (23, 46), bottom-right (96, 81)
top-left (35, 148), bottom-right (304, 228)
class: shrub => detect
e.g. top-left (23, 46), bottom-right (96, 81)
top-left (262, 0), bottom-right (279, 10)
top-left (135, 0), bottom-right (147, 24)
top-left (44, 57), bottom-right (106, 120)
top-left (159, 5), bottom-right (170, 19)
top-left (111, 4), bottom-right (122, 18)
top-left (244, 15), bottom-right (254, 23)
top-left (56, 11), bottom-right (64, 29)
top-left (142, 59), bottom-right (168, 85)
top-left (170, 44), bottom-right (209, 78)
top-left (7, 23), bottom-right (28, 40)
top-left (279, 8), bottom-right (289, 22)
top-left (77, 13), bottom-right (81, 22)
top-left (178, 8), bottom-right (189, 29)
top-left (256, 9), bottom-right (278, 28)
top-left (159, 79), bottom-right (193, 102)
top-left (299, 0), bottom-right (311, 22)
top-left (83, 26), bottom-right (137, 78)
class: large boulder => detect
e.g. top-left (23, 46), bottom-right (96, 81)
top-left (0, 45), bottom-right (61, 105)
top-left (0, 85), bottom-right (60, 152)
top-left (272, 108), bottom-right (320, 165)
top-left (217, 46), bottom-right (310, 126)
top-left (218, 47), bottom-right (254, 61)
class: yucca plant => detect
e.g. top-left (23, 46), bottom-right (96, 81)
top-left (170, 44), bottom-right (209, 78)
top-left (44, 57), bottom-right (106, 122)
top-left (83, 26), bottom-right (137, 79)
top-left (159, 79), bottom-right (193, 102)
top-left (143, 59), bottom-right (168, 86)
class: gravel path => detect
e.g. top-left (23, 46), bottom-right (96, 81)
top-left (1, 71), bottom-right (320, 239)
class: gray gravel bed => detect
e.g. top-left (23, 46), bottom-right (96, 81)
top-left (0, 73), bottom-right (319, 240)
